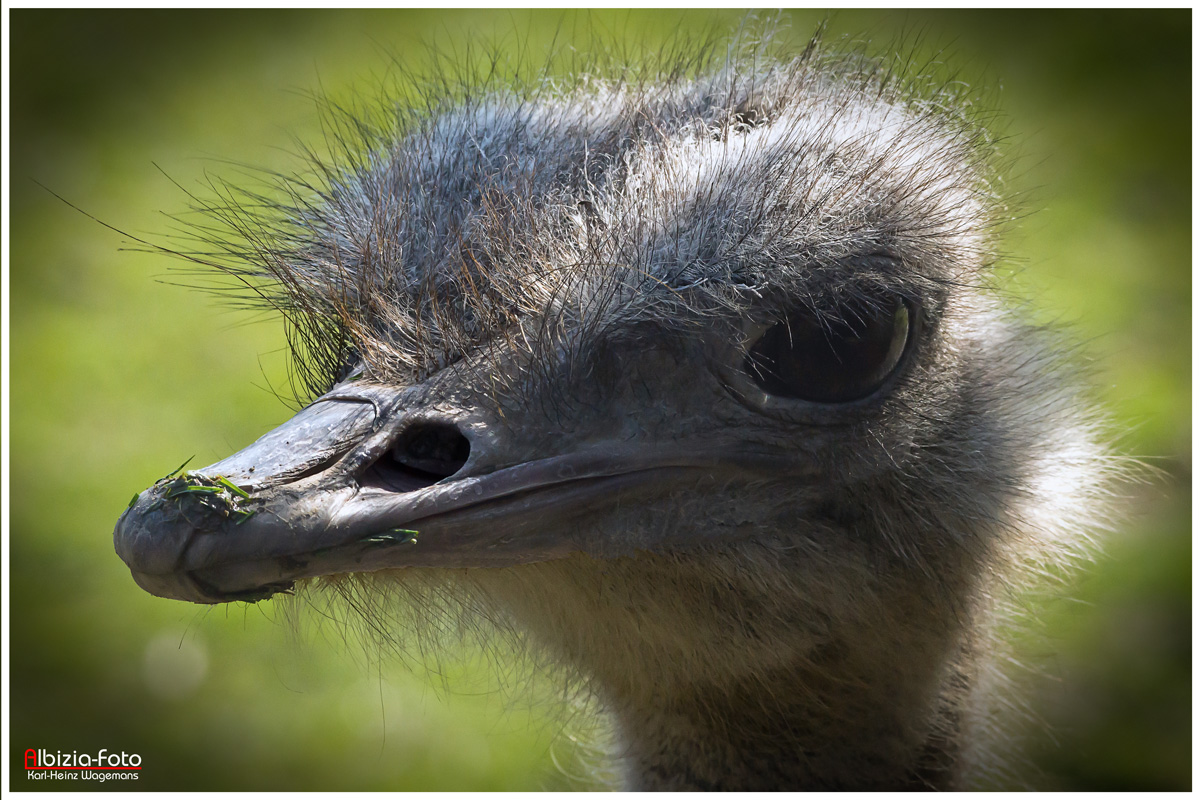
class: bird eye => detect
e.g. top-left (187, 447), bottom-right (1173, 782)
top-left (744, 296), bottom-right (911, 404)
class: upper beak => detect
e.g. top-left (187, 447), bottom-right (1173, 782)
top-left (114, 382), bottom-right (767, 605)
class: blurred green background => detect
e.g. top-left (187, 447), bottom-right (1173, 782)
top-left (9, 9), bottom-right (1190, 791)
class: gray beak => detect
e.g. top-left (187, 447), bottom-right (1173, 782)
top-left (114, 381), bottom-right (753, 605)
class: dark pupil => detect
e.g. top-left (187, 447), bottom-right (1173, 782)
top-left (744, 297), bottom-right (910, 403)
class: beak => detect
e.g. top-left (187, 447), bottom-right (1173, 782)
top-left (114, 382), bottom-right (775, 605)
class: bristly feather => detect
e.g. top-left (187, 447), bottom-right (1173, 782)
top-left (159, 20), bottom-right (998, 408)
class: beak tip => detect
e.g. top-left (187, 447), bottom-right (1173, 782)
top-left (115, 505), bottom-right (226, 604)
top-left (114, 495), bottom-right (194, 582)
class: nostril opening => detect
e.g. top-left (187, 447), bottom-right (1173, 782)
top-left (397, 423), bottom-right (471, 476)
top-left (363, 422), bottom-right (471, 493)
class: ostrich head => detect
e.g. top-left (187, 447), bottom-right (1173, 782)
top-left (113, 32), bottom-right (1112, 790)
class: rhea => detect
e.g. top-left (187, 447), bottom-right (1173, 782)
top-left (114, 35), bottom-right (1111, 790)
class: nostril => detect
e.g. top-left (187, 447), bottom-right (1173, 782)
top-left (363, 422), bottom-right (471, 493)
top-left (396, 423), bottom-right (471, 477)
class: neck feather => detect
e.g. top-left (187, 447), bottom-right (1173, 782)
top-left (609, 640), bottom-right (974, 790)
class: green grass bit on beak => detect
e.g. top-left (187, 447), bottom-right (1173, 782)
top-left (215, 475), bottom-right (252, 500)
top-left (361, 529), bottom-right (420, 547)
top-left (161, 456), bottom-right (195, 481)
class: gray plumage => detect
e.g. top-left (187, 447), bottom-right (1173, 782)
top-left (114, 27), bottom-right (1116, 790)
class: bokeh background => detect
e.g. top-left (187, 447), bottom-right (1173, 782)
top-left (9, 9), bottom-right (1190, 790)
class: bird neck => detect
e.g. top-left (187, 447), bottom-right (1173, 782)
top-left (477, 551), bottom-right (984, 790)
top-left (609, 653), bottom-right (969, 790)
